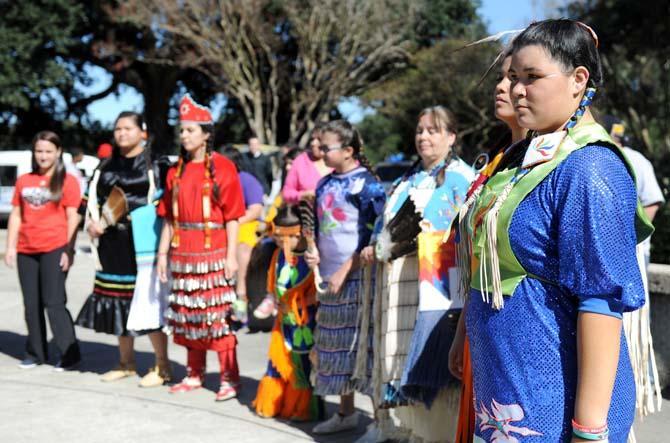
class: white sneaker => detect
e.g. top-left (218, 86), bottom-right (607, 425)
top-left (312, 411), bottom-right (360, 435)
top-left (232, 299), bottom-right (248, 325)
top-left (253, 294), bottom-right (276, 319)
top-left (354, 422), bottom-right (381, 443)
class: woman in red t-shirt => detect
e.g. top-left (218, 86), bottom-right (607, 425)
top-left (156, 94), bottom-right (245, 401)
top-left (4, 131), bottom-right (81, 370)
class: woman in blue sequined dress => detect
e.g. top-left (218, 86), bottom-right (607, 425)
top-left (457, 20), bottom-right (653, 443)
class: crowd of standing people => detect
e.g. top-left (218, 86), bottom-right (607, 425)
top-left (4, 18), bottom-right (666, 443)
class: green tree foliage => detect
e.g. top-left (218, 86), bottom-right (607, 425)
top-left (0, 0), bottom-right (83, 111)
top-left (65, 2), bottom-right (221, 153)
top-left (357, 114), bottom-right (404, 163)
top-left (357, 1), bottom-right (498, 163)
top-left (360, 39), bottom-right (504, 163)
top-left (565, 0), bottom-right (670, 263)
top-left (0, 0), bottom-right (221, 153)
top-left (566, 0), bottom-right (669, 156)
top-left (412, 0), bottom-right (486, 47)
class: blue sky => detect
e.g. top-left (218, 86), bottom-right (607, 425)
top-left (85, 0), bottom-right (552, 126)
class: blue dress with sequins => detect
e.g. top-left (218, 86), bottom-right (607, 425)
top-left (466, 145), bottom-right (645, 443)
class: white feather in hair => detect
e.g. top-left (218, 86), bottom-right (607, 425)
top-left (453, 28), bottom-right (526, 85)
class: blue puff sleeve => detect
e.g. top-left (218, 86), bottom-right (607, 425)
top-left (553, 145), bottom-right (645, 315)
top-left (355, 173), bottom-right (387, 253)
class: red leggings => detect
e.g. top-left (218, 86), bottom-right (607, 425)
top-left (186, 347), bottom-right (240, 383)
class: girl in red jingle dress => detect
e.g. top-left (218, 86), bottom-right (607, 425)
top-left (157, 94), bottom-right (245, 401)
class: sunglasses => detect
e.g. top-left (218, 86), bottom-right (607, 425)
top-left (318, 144), bottom-right (342, 153)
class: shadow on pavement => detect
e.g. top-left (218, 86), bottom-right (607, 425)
top-left (0, 330), bottom-right (26, 362)
top-left (1, 329), bottom-right (371, 441)
top-left (0, 330), bottom-right (182, 376)
top-left (233, 377), bottom-right (372, 443)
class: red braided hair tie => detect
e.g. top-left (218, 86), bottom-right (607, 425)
top-left (576, 21), bottom-right (599, 48)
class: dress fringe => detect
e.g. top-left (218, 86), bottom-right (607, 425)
top-left (253, 376), bottom-right (285, 418)
top-left (479, 180), bottom-right (515, 310)
top-left (313, 278), bottom-right (366, 396)
top-left (401, 310), bottom-right (460, 407)
top-left (624, 244), bottom-right (662, 443)
top-left (395, 386), bottom-right (460, 443)
top-left (456, 184), bottom-right (483, 301)
top-left (168, 289), bottom-right (236, 308)
top-left (268, 325), bottom-right (295, 383)
top-left (380, 254), bottom-right (420, 385)
top-left (352, 265), bottom-right (374, 390)
top-left (624, 301), bottom-right (662, 417)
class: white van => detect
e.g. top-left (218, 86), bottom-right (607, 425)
top-left (0, 150), bottom-right (100, 220)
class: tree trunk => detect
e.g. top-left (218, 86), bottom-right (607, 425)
top-left (128, 62), bottom-right (182, 155)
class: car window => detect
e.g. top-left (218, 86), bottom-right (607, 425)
top-left (0, 165), bottom-right (17, 187)
top-left (375, 164), bottom-right (412, 182)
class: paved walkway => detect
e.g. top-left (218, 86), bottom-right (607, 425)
top-left (0, 233), bottom-right (371, 443)
top-left (0, 231), bottom-right (668, 442)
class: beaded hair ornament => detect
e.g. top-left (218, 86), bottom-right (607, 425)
top-left (171, 94), bottom-right (215, 249)
top-left (456, 22), bottom-right (600, 310)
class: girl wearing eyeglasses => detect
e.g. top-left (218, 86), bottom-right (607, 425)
top-left (304, 120), bottom-right (386, 435)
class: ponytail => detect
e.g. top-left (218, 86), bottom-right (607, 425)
top-left (354, 147), bottom-right (378, 181)
top-left (204, 126), bottom-right (220, 201)
top-left (49, 158), bottom-right (67, 201)
top-left (322, 120), bottom-right (378, 179)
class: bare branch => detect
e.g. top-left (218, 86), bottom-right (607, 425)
top-left (123, 0), bottom-right (413, 144)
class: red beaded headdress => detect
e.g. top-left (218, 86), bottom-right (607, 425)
top-left (179, 94), bottom-right (213, 125)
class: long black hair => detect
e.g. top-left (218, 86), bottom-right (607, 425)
top-left (221, 146), bottom-right (244, 173)
top-left (281, 146), bottom-right (301, 186)
top-left (31, 131), bottom-right (66, 201)
top-left (274, 203), bottom-right (303, 228)
top-left (510, 19), bottom-right (603, 89)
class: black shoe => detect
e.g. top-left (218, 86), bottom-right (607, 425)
top-left (53, 357), bottom-right (81, 372)
top-left (18, 357), bottom-right (42, 369)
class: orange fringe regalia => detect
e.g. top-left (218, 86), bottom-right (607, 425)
top-left (455, 145), bottom-right (507, 443)
top-left (455, 338), bottom-right (475, 443)
top-left (252, 247), bottom-right (324, 421)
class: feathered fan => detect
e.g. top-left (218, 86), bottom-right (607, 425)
top-left (99, 186), bottom-right (129, 231)
top-left (298, 200), bottom-right (326, 294)
top-left (377, 196), bottom-right (423, 262)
